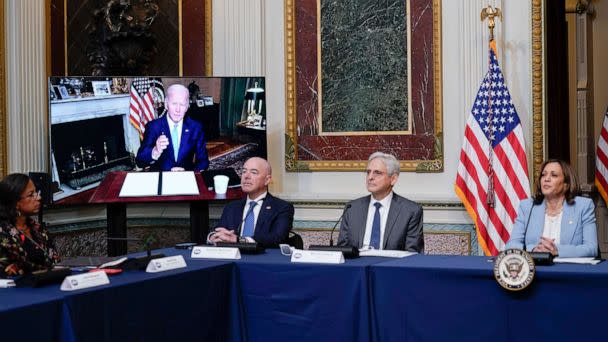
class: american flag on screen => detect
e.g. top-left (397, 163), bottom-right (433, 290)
top-left (595, 107), bottom-right (608, 203)
top-left (455, 40), bottom-right (531, 256)
top-left (129, 78), bottom-right (164, 140)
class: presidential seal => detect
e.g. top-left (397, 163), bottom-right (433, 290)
top-left (493, 249), bottom-right (535, 291)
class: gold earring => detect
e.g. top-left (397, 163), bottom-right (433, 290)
top-left (16, 210), bottom-right (21, 217)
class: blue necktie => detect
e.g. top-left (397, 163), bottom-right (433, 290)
top-left (171, 123), bottom-right (179, 161)
top-left (241, 201), bottom-right (257, 237)
top-left (370, 202), bottom-right (382, 249)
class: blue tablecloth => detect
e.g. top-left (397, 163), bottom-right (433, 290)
top-left (0, 249), bottom-right (236, 342)
top-left (4, 250), bottom-right (608, 341)
top-left (232, 249), bottom-right (389, 342)
top-left (369, 255), bottom-right (608, 341)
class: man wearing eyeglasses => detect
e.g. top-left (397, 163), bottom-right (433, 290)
top-left (208, 157), bottom-right (294, 247)
top-left (337, 152), bottom-right (424, 252)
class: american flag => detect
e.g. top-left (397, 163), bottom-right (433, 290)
top-left (595, 107), bottom-right (608, 203)
top-left (129, 78), bottom-right (164, 140)
top-left (455, 40), bottom-right (531, 256)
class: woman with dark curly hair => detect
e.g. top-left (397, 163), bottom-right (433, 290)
top-left (0, 173), bottom-right (60, 277)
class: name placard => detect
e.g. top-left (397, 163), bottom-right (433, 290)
top-left (191, 246), bottom-right (241, 260)
top-left (146, 255), bottom-right (187, 273)
top-left (291, 250), bottom-right (345, 264)
top-left (0, 279), bottom-right (15, 288)
top-left (60, 271), bottom-right (110, 291)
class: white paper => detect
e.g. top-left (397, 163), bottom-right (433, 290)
top-left (553, 257), bottom-right (601, 265)
top-left (0, 279), bottom-right (16, 288)
top-left (145, 255), bottom-right (187, 273)
top-left (119, 172), bottom-right (159, 197)
top-left (290, 250), bottom-right (344, 264)
top-left (191, 246), bottom-right (241, 260)
top-left (161, 171), bottom-right (199, 196)
top-left (358, 250), bottom-right (417, 258)
top-left (60, 272), bottom-right (110, 291)
top-left (99, 257), bottom-right (128, 269)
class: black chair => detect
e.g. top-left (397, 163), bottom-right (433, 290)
top-left (286, 231), bottom-right (304, 250)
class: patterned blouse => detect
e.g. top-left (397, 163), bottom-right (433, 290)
top-left (0, 219), bottom-right (60, 277)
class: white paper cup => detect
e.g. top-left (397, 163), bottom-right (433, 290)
top-left (213, 175), bottom-right (229, 194)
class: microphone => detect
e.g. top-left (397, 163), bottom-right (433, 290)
top-left (520, 197), bottom-right (553, 265)
top-left (309, 203), bottom-right (359, 258)
top-left (330, 203), bottom-right (351, 246)
top-left (106, 236), bottom-right (166, 270)
top-left (234, 198), bottom-right (264, 238)
top-left (215, 199), bottom-right (266, 254)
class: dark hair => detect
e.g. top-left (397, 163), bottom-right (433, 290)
top-left (0, 173), bottom-right (31, 226)
top-left (533, 159), bottom-right (579, 205)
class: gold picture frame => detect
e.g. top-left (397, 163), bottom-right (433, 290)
top-left (284, 0), bottom-right (443, 172)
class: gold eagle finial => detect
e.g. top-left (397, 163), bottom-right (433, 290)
top-left (481, 6), bottom-right (502, 40)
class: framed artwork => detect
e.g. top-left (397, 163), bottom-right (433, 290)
top-left (284, 0), bottom-right (443, 172)
top-left (49, 0), bottom-right (212, 76)
top-left (92, 81), bottom-right (112, 96)
top-left (54, 85), bottom-right (70, 99)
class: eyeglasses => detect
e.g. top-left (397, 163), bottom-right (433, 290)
top-left (21, 190), bottom-right (41, 200)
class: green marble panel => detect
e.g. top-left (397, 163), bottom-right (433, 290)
top-left (320, 0), bottom-right (409, 133)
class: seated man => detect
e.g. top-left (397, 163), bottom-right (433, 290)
top-left (209, 157), bottom-right (294, 248)
top-left (136, 84), bottom-right (209, 171)
top-left (337, 152), bottom-right (424, 252)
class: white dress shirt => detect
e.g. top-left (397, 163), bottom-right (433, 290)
top-left (240, 191), bottom-right (267, 241)
top-left (542, 211), bottom-right (562, 242)
top-left (362, 192), bottom-right (393, 250)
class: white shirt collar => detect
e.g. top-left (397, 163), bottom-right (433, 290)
top-left (166, 115), bottom-right (183, 129)
top-left (370, 191), bottom-right (393, 208)
top-left (247, 191), bottom-right (267, 204)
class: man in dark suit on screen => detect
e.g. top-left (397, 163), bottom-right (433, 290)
top-left (337, 152), bottom-right (424, 252)
top-left (208, 157), bottom-right (294, 248)
top-left (136, 84), bottom-right (209, 171)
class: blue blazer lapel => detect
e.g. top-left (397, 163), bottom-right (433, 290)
top-left (233, 199), bottom-right (247, 231)
top-left (560, 201), bottom-right (576, 244)
top-left (255, 195), bottom-right (273, 232)
top-left (162, 119), bottom-right (178, 162)
top-left (176, 119), bottom-right (192, 162)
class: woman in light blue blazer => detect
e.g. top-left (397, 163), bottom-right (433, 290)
top-left (506, 159), bottom-right (598, 257)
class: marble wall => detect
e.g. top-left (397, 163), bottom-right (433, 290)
top-left (320, 0), bottom-right (409, 133)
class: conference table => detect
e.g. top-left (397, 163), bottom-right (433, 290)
top-left (370, 255), bottom-right (608, 341)
top-left (0, 252), bottom-right (237, 342)
top-left (2, 250), bottom-right (607, 341)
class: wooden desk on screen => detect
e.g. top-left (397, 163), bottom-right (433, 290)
top-left (90, 171), bottom-right (244, 256)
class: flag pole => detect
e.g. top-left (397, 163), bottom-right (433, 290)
top-left (481, 6), bottom-right (502, 208)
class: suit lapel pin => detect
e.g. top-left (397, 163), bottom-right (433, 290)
top-left (185, 129), bottom-right (189, 133)
top-left (266, 206), bottom-right (271, 210)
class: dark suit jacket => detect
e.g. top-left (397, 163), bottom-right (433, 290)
top-left (337, 193), bottom-right (424, 252)
top-left (136, 116), bottom-right (209, 171)
top-left (216, 193), bottom-right (294, 248)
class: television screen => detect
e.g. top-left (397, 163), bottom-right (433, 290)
top-left (48, 76), bottom-right (267, 204)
